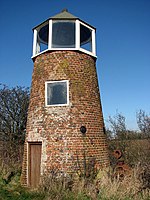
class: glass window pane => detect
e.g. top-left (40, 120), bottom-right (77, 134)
top-left (47, 81), bottom-right (68, 105)
top-left (37, 23), bottom-right (49, 53)
top-left (80, 24), bottom-right (92, 52)
top-left (52, 21), bottom-right (75, 48)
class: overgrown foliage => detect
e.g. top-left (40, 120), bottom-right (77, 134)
top-left (0, 164), bottom-right (150, 200)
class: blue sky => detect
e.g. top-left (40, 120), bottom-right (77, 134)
top-left (0, 0), bottom-right (150, 130)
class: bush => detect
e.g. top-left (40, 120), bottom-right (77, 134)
top-left (0, 162), bottom-right (149, 200)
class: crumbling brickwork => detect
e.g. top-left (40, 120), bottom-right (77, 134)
top-left (21, 50), bottom-right (109, 186)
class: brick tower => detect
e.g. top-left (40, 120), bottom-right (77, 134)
top-left (21, 9), bottom-right (109, 187)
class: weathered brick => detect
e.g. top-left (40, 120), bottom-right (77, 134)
top-left (21, 50), bottom-right (109, 186)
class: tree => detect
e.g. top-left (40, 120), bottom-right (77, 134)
top-left (107, 111), bottom-right (127, 139)
top-left (0, 84), bottom-right (30, 165)
top-left (0, 84), bottom-right (29, 144)
top-left (136, 109), bottom-right (150, 138)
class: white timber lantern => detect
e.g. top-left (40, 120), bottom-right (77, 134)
top-left (32, 9), bottom-right (96, 58)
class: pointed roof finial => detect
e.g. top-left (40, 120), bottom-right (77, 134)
top-left (51, 9), bottom-right (77, 19)
top-left (61, 8), bottom-right (68, 12)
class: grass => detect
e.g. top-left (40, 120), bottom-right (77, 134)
top-left (0, 172), bottom-right (149, 200)
top-left (0, 160), bottom-right (149, 200)
top-left (37, 166), bottom-right (150, 200)
top-left (0, 170), bottom-right (45, 200)
top-left (0, 187), bottom-right (45, 200)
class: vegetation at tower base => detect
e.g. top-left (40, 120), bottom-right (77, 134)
top-left (1, 164), bottom-right (150, 199)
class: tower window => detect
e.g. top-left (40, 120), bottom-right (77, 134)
top-left (45, 80), bottom-right (69, 106)
top-left (52, 21), bottom-right (75, 48)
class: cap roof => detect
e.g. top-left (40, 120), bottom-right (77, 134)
top-left (33, 9), bottom-right (95, 30)
top-left (51, 9), bottom-right (78, 19)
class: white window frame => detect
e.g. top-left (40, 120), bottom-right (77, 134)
top-left (45, 80), bottom-right (69, 107)
top-left (78, 20), bottom-right (96, 56)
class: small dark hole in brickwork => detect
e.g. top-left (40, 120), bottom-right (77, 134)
top-left (80, 126), bottom-right (86, 135)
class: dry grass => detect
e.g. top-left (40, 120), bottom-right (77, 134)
top-left (96, 167), bottom-right (145, 199)
top-left (0, 162), bottom-right (149, 199)
top-left (39, 165), bottom-right (150, 200)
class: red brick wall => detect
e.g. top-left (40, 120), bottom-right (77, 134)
top-left (21, 50), bottom-right (109, 185)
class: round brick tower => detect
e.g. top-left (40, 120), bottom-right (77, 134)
top-left (21, 9), bottom-right (109, 188)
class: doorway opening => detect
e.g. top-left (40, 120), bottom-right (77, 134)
top-left (28, 142), bottom-right (42, 188)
